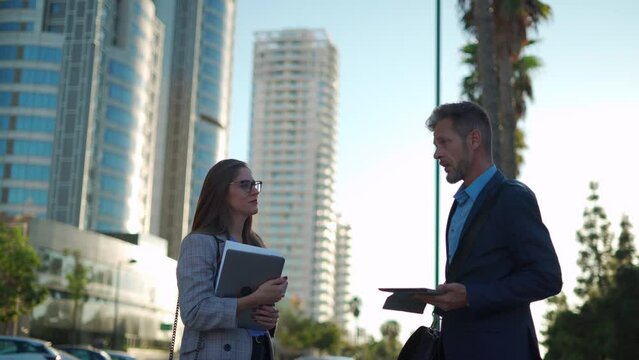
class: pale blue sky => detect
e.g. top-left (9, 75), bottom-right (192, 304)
top-left (228, 0), bottom-right (639, 342)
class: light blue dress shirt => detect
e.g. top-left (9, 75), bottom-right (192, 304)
top-left (447, 165), bottom-right (497, 262)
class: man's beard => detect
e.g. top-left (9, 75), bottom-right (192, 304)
top-left (445, 156), bottom-right (469, 184)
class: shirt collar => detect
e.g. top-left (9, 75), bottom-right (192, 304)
top-left (454, 165), bottom-right (497, 203)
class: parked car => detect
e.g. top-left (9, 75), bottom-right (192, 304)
top-left (55, 351), bottom-right (79, 360)
top-left (0, 336), bottom-right (62, 360)
top-left (102, 351), bottom-right (134, 360)
top-left (52, 346), bottom-right (110, 360)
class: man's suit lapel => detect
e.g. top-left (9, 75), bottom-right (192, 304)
top-left (446, 171), bottom-right (506, 280)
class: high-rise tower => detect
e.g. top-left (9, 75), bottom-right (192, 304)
top-left (250, 29), bottom-right (341, 321)
top-left (0, 0), bottom-right (64, 218)
top-left (159, 0), bottom-right (236, 258)
top-left (47, 0), bottom-right (164, 235)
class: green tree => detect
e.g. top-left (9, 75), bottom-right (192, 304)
top-left (575, 182), bottom-right (615, 300)
top-left (64, 249), bottom-right (90, 343)
top-left (544, 184), bottom-right (639, 359)
top-left (275, 304), bottom-right (344, 359)
top-left (615, 215), bottom-right (636, 268)
top-left (0, 221), bottom-right (47, 335)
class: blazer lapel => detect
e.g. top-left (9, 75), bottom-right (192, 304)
top-left (444, 200), bottom-right (458, 276)
top-left (446, 171), bottom-right (506, 279)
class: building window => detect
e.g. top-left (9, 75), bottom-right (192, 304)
top-left (100, 175), bottom-right (126, 196)
top-left (7, 188), bottom-right (48, 205)
top-left (103, 128), bottom-right (131, 150)
top-left (9, 164), bottom-right (50, 181)
top-left (98, 197), bottom-right (126, 217)
top-left (13, 140), bottom-right (53, 156)
top-left (101, 151), bottom-right (130, 172)
top-left (0, 0), bottom-right (36, 9)
top-left (0, 22), bottom-right (34, 31)
top-left (106, 105), bottom-right (135, 128)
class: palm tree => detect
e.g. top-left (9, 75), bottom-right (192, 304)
top-left (460, 0), bottom-right (501, 166)
top-left (458, 0), bottom-right (551, 178)
top-left (461, 41), bottom-right (543, 176)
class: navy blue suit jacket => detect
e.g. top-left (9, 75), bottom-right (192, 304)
top-left (440, 170), bottom-right (562, 360)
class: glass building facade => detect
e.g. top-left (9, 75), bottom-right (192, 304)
top-left (0, 1), bottom-right (63, 219)
top-left (160, 0), bottom-right (236, 259)
top-left (47, 0), bottom-right (164, 234)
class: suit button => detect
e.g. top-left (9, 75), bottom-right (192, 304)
top-left (223, 344), bottom-right (231, 352)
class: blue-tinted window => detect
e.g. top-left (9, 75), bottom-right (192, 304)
top-left (198, 95), bottom-right (219, 115)
top-left (98, 197), bottom-right (126, 217)
top-left (199, 79), bottom-right (219, 96)
top-left (0, 46), bottom-right (18, 60)
top-left (202, 27), bottom-right (222, 47)
top-left (100, 175), bottom-right (126, 196)
top-left (15, 115), bottom-right (55, 132)
top-left (0, 116), bottom-right (8, 129)
top-left (102, 151), bottom-right (130, 172)
top-left (24, 46), bottom-right (62, 63)
top-left (10, 164), bottom-right (50, 181)
top-left (7, 188), bottom-right (47, 205)
top-left (49, 3), bottom-right (62, 14)
top-left (108, 84), bottom-right (134, 106)
top-left (96, 221), bottom-right (119, 232)
top-left (108, 60), bottom-right (139, 84)
top-left (130, 23), bottom-right (146, 40)
top-left (196, 131), bottom-right (215, 147)
top-left (204, 0), bottom-right (226, 16)
top-left (202, 46), bottom-right (221, 63)
top-left (21, 69), bottom-right (59, 85)
top-left (0, 22), bottom-right (33, 31)
top-left (0, 91), bottom-right (12, 105)
top-left (104, 128), bottom-right (131, 149)
top-left (14, 140), bottom-right (52, 156)
top-left (201, 62), bottom-right (220, 82)
top-left (0, 0), bottom-right (36, 9)
top-left (106, 105), bottom-right (135, 128)
top-left (18, 92), bottom-right (57, 109)
top-left (194, 148), bottom-right (210, 163)
top-left (193, 165), bottom-right (208, 182)
top-left (0, 69), bottom-right (14, 82)
top-left (0, 139), bottom-right (6, 154)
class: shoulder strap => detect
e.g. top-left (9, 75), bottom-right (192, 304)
top-left (169, 235), bottom-right (224, 360)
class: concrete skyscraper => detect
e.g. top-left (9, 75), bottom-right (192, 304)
top-left (250, 29), bottom-right (349, 322)
top-left (159, 0), bottom-right (236, 258)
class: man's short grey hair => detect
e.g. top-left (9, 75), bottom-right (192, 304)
top-left (426, 101), bottom-right (492, 153)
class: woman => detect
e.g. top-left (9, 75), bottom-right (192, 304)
top-left (177, 159), bottom-right (288, 360)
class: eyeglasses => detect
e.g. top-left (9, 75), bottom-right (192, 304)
top-left (229, 180), bottom-right (262, 193)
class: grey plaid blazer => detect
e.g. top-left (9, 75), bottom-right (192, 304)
top-left (177, 233), bottom-right (274, 360)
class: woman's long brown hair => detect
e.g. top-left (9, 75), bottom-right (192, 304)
top-left (190, 159), bottom-right (264, 247)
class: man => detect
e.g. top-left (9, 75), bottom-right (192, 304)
top-left (416, 101), bottom-right (562, 359)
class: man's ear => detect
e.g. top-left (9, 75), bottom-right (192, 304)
top-left (468, 129), bottom-right (482, 150)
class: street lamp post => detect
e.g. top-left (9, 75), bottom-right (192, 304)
top-left (112, 258), bottom-right (136, 349)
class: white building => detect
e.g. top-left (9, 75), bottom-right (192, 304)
top-left (249, 28), bottom-right (346, 322)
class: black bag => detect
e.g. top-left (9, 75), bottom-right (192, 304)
top-left (397, 314), bottom-right (441, 360)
